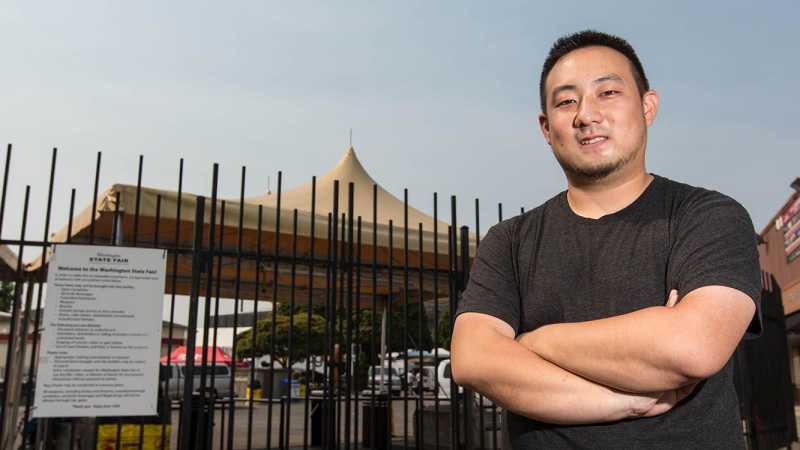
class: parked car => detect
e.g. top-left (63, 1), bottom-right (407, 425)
top-left (161, 364), bottom-right (234, 399)
top-left (408, 366), bottom-right (436, 392)
top-left (435, 359), bottom-right (495, 406)
top-left (365, 365), bottom-right (406, 395)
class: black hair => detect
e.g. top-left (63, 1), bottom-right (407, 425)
top-left (539, 30), bottom-right (649, 113)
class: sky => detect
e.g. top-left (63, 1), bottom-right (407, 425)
top-left (2, 1), bottom-right (799, 339)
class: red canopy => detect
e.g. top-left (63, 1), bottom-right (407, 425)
top-left (160, 346), bottom-right (233, 365)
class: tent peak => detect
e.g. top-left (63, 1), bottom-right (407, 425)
top-left (338, 145), bottom-right (359, 165)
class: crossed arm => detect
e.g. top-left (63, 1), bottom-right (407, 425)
top-left (451, 312), bottom-right (689, 425)
top-left (450, 285), bottom-right (755, 424)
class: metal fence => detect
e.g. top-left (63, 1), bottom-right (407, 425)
top-left (1, 145), bottom-right (794, 450)
top-left (0, 145), bottom-right (503, 450)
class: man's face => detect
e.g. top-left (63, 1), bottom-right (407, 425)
top-left (538, 46), bottom-right (658, 181)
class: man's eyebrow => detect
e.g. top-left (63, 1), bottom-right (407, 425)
top-left (551, 84), bottom-right (576, 102)
top-left (549, 74), bottom-right (626, 105)
top-left (593, 74), bottom-right (624, 84)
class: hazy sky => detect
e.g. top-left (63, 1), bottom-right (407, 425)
top-left (3, 1), bottom-right (799, 344)
top-left (1, 0), bottom-right (798, 247)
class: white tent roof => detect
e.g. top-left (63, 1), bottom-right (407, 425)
top-left (245, 146), bottom-right (451, 235)
top-left (25, 146), bottom-right (474, 303)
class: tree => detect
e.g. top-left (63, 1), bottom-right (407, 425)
top-left (235, 300), bottom-right (435, 367)
top-left (350, 304), bottom-right (433, 354)
top-left (0, 281), bottom-right (14, 313)
top-left (235, 311), bottom-right (327, 368)
top-left (435, 309), bottom-right (452, 350)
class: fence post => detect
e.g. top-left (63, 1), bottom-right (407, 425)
top-left (0, 185), bottom-right (30, 450)
top-left (178, 196), bottom-right (206, 450)
top-left (459, 226), bottom-right (477, 450)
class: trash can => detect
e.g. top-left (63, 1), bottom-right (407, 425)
top-left (310, 397), bottom-right (333, 446)
top-left (185, 390), bottom-right (217, 450)
top-left (95, 386), bottom-right (174, 450)
top-left (362, 393), bottom-right (389, 450)
top-left (246, 380), bottom-right (263, 400)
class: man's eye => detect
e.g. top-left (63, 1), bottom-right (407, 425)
top-left (601, 90), bottom-right (619, 97)
top-left (555, 99), bottom-right (575, 107)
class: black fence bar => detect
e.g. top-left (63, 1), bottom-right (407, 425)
top-left (345, 183), bottom-right (355, 450)
top-left (112, 189), bottom-right (125, 450)
top-left (213, 199), bottom-right (228, 450)
top-left (200, 164), bottom-right (220, 397)
top-left (354, 214), bottom-right (363, 450)
top-left (416, 221), bottom-right (424, 450)
top-left (22, 148), bottom-right (57, 438)
top-left (302, 176), bottom-right (317, 450)
top-left (89, 151), bottom-right (101, 244)
top-left (226, 166), bottom-right (247, 450)
top-left (459, 225), bottom-right (473, 450)
top-left (369, 184), bottom-right (378, 450)
top-left (433, 192), bottom-right (441, 450)
top-left (328, 180), bottom-right (340, 450)
top-left (285, 208), bottom-right (299, 450)
top-left (473, 199), bottom-right (487, 450)
top-left (337, 213), bottom-right (346, 448)
top-left (0, 144), bottom-right (12, 237)
top-left (133, 155), bottom-right (146, 450)
top-left (449, 194), bottom-right (460, 450)
top-left (402, 189), bottom-right (410, 450)
top-left (322, 212), bottom-right (333, 449)
top-left (247, 204), bottom-right (264, 450)
top-left (132, 154), bottom-right (143, 246)
top-left (267, 171), bottom-right (283, 450)
top-left (178, 196), bottom-right (206, 450)
top-left (447, 223), bottom-right (458, 450)
top-left (165, 159), bottom-right (184, 450)
top-left (386, 219), bottom-right (394, 450)
top-left (0, 184), bottom-right (30, 449)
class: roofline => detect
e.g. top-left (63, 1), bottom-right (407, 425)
top-left (760, 191), bottom-right (800, 237)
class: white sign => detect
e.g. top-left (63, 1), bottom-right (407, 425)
top-left (33, 245), bottom-right (167, 418)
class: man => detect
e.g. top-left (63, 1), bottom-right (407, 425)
top-left (450, 30), bottom-right (761, 449)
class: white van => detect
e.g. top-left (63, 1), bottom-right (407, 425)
top-left (365, 365), bottom-right (406, 395)
top-left (161, 364), bottom-right (234, 399)
top-left (435, 359), bottom-right (495, 407)
top-left (436, 359), bottom-right (458, 399)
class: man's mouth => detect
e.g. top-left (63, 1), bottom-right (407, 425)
top-left (579, 136), bottom-right (608, 146)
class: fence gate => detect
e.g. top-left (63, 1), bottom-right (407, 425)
top-left (0, 145), bottom-right (505, 450)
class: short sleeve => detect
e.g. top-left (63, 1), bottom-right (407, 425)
top-left (668, 191), bottom-right (762, 336)
top-left (455, 222), bottom-right (521, 333)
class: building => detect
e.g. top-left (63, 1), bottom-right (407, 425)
top-left (758, 177), bottom-right (800, 396)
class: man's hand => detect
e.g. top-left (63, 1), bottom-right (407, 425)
top-left (621, 383), bottom-right (697, 418)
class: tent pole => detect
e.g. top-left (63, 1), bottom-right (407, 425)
top-left (380, 303), bottom-right (387, 389)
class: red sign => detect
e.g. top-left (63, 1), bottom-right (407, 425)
top-left (777, 196), bottom-right (800, 263)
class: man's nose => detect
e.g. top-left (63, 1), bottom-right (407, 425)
top-left (573, 97), bottom-right (602, 128)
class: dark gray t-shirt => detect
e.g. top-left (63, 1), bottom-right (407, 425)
top-left (456, 175), bottom-right (762, 450)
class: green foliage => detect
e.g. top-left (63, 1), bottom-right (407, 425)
top-left (350, 303), bottom-right (433, 361)
top-left (436, 309), bottom-right (452, 350)
top-left (235, 311), bottom-right (327, 368)
top-left (235, 300), bottom-right (435, 367)
top-left (0, 281), bottom-right (14, 313)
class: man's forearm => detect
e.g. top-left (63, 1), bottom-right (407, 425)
top-left (451, 316), bottom-right (657, 425)
top-left (518, 306), bottom-right (695, 393)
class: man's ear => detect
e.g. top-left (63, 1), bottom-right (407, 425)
top-left (642, 90), bottom-right (659, 127)
top-left (538, 112), bottom-right (551, 145)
